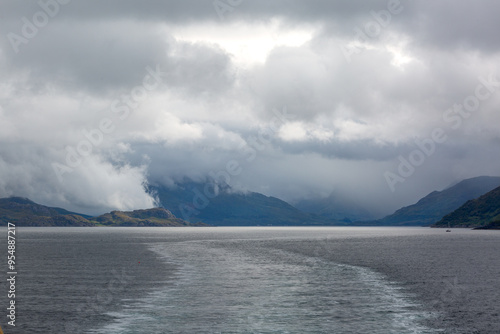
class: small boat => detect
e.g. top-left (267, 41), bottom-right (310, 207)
top-left (446, 229), bottom-right (451, 232)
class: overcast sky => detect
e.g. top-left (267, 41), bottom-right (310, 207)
top-left (1, 0), bottom-right (500, 216)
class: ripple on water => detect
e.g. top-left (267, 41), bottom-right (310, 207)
top-left (89, 239), bottom-right (443, 334)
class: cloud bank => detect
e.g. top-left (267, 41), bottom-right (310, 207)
top-left (1, 0), bottom-right (500, 215)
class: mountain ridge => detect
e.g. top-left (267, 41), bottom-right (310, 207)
top-left (93, 207), bottom-right (207, 227)
top-left (148, 181), bottom-right (344, 226)
top-left (354, 176), bottom-right (500, 226)
top-left (3, 175), bottom-right (500, 227)
top-left (0, 197), bottom-right (201, 227)
top-left (0, 197), bottom-right (94, 226)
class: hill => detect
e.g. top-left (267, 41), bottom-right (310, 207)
top-left (0, 197), bottom-right (94, 226)
top-left (474, 220), bottom-right (500, 230)
top-left (433, 186), bottom-right (500, 228)
top-left (357, 176), bottom-right (500, 226)
top-left (93, 207), bottom-right (207, 227)
top-left (148, 181), bottom-right (343, 226)
top-left (0, 197), bottom-right (202, 227)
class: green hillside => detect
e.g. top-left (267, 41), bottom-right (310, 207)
top-left (359, 176), bottom-right (500, 226)
top-left (0, 197), bottom-right (202, 227)
top-left (474, 220), bottom-right (500, 230)
top-left (433, 186), bottom-right (500, 228)
top-left (0, 197), bottom-right (94, 226)
top-left (93, 207), bottom-right (207, 226)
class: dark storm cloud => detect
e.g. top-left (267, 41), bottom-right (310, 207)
top-left (1, 0), bottom-right (392, 23)
top-left (277, 139), bottom-right (409, 161)
top-left (4, 0), bottom-right (500, 50)
top-left (0, 20), bottom-right (234, 95)
top-left (396, 0), bottom-right (500, 53)
top-left (1, 0), bottom-right (500, 215)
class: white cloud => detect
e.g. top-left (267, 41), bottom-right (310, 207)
top-left (167, 19), bottom-right (317, 66)
top-left (1, 0), bottom-right (500, 215)
top-left (0, 144), bottom-right (155, 215)
top-left (279, 122), bottom-right (308, 141)
top-left (278, 121), bottom-right (334, 142)
top-left (135, 112), bottom-right (204, 144)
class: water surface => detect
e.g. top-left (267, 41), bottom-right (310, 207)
top-left (2, 227), bottom-right (499, 333)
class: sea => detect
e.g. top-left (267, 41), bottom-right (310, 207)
top-left (1, 226), bottom-right (499, 333)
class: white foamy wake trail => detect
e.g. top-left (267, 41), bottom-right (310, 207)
top-left (88, 239), bottom-right (442, 334)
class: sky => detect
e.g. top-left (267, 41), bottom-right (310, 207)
top-left (1, 0), bottom-right (500, 216)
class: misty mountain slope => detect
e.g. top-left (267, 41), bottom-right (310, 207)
top-left (359, 176), bottom-right (500, 226)
top-left (295, 193), bottom-right (376, 222)
top-left (433, 185), bottom-right (500, 228)
top-left (0, 197), bottom-right (94, 226)
top-left (149, 181), bottom-right (343, 226)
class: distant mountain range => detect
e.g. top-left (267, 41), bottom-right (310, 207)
top-left (147, 176), bottom-right (499, 227)
top-left (148, 181), bottom-right (343, 226)
top-left (294, 193), bottom-right (376, 222)
top-left (0, 197), bottom-right (202, 227)
top-left (355, 176), bottom-right (500, 226)
top-left (2, 175), bottom-right (499, 227)
top-left (432, 185), bottom-right (500, 228)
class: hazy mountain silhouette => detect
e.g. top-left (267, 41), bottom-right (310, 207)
top-left (148, 181), bottom-right (343, 226)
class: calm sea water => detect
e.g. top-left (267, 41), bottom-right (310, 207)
top-left (1, 227), bottom-right (499, 333)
